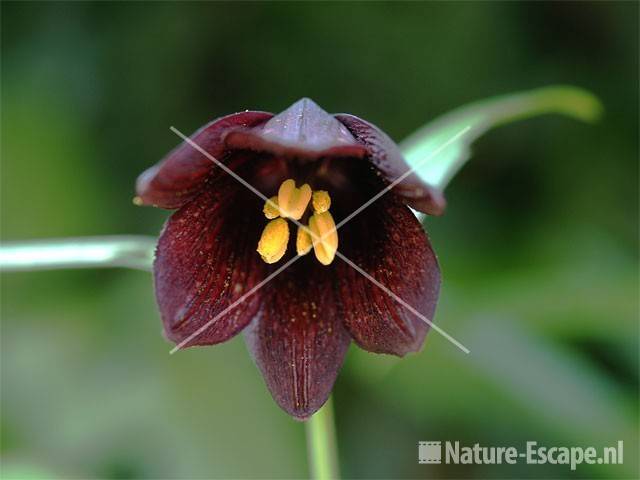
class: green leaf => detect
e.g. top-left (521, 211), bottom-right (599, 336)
top-left (399, 85), bottom-right (603, 189)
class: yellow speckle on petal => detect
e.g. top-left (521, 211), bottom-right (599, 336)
top-left (296, 225), bottom-right (313, 256)
top-left (312, 190), bottom-right (331, 214)
top-left (278, 179), bottom-right (312, 220)
top-left (257, 218), bottom-right (289, 264)
top-left (308, 211), bottom-right (338, 266)
top-left (263, 196), bottom-right (280, 219)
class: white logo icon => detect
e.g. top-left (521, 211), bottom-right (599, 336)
top-left (419, 441), bottom-right (442, 464)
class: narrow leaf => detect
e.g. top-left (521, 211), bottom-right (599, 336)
top-left (399, 85), bottom-right (603, 189)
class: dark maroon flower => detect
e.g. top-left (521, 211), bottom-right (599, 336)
top-left (136, 99), bottom-right (443, 419)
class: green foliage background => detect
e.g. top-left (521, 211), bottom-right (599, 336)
top-left (1, 2), bottom-right (638, 479)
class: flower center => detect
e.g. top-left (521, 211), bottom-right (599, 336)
top-left (256, 179), bottom-right (338, 266)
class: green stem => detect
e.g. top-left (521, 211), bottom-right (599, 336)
top-left (305, 397), bottom-right (340, 480)
top-left (0, 235), bottom-right (156, 272)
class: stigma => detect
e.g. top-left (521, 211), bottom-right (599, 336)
top-left (257, 179), bottom-right (338, 266)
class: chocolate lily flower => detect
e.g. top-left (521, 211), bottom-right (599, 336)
top-left (136, 99), bottom-right (444, 419)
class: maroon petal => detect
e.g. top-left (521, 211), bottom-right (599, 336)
top-left (337, 195), bottom-right (440, 356)
top-left (336, 114), bottom-right (446, 216)
top-left (136, 111), bottom-right (273, 209)
top-left (225, 98), bottom-right (368, 159)
top-left (244, 261), bottom-right (351, 419)
top-left (154, 181), bottom-right (266, 347)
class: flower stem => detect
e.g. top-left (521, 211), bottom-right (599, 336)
top-left (305, 397), bottom-right (340, 480)
top-left (0, 236), bottom-right (156, 272)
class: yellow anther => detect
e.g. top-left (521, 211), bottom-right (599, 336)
top-left (308, 211), bottom-right (338, 266)
top-left (278, 179), bottom-right (312, 220)
top-left (257, 218), bottom-right (289, 264)
top-left (296, 225), bottom-right (313, 256)
top-left (263, 196), bottom-right (280, 219)
top-left (312, 190), bottom-right (331, 214)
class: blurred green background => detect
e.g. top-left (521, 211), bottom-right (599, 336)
top-left (1, 2), bottom-right (638, 479)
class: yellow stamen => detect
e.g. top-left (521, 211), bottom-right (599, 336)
top-left (312, 190), bottom-right (331, 214)
top-left (278, 179), bottom-right (312, 220)
top-left (263, 196), bottom-right (280, 219)
top-left (308, 211), bottom-right (338, 266)
top-left (257, 218), bottom-right (289, 264)
top-left (296, 225), bottom-right (313, 256)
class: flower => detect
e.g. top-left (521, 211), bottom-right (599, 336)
top-left (136, 99), bottom-right (444, 419)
